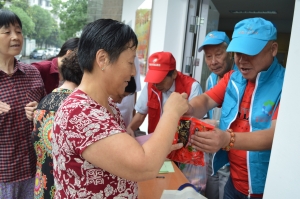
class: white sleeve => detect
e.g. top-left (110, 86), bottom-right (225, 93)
top-left (134, 57), bottom-right (141, 92)
top-left (188, 81), bottom-right (203, 101)
top-left (134, 83), bottom-right (148, 114)
top-left (117, 95), bottom-right (135, 127)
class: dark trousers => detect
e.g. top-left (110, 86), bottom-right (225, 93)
top-left (223, 177), bottom-right (262, 199)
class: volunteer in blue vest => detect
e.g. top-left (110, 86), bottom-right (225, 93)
top-left (198, 31), bottom-right (234, 199)
top-left (186, 17), bottom-right (285, 199)
top-left (126, 51), bottom-right (202, 136)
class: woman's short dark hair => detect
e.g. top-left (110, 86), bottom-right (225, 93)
top-left (0, 9), bottom-right (22, 29)
top-left (57, 37), bottom-right (79, 57)
top-left (60, 49), bottom-right (83, 85)
top-left (125, 76), bottom-right (136, 94)
top-left (78, 18), bottom-right (138, 72)
top-left (47, 37), bottom-right (79, 61)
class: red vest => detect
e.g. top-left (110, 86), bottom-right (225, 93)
top-left (147, 72), bottom-right (196, 133)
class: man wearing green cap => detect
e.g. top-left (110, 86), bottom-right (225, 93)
top-left (186, 17), bottom-right (285, 198)
top-left (198, 31), bottom-right (235, 199)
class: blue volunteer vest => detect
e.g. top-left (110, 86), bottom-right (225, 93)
top-left (206, 65), bottom-right (238, 119)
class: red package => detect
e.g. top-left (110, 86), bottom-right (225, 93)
top-left (167, 116), bottom-right (215, 166)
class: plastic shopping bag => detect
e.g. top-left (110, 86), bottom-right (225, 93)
top-left (179, 163), bottom-right (207, 195)
top-left (167, 116), bottom-right (214, 166)
top-left (160, 183), bottom-right (207, 199)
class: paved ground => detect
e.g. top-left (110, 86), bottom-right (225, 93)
top-left (20, 57), bottom-right (43, 64)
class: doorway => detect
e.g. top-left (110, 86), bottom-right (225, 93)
top-left (182, 0), bottom-right (220, 91)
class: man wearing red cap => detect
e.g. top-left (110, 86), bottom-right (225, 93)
top-left (127, 51), bottom-right (202, 135)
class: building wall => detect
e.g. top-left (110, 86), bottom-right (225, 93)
top-left (29, 0), bottom-right (51, 10)
top-left (122, 0), bottom-right (145, 29)
top-left (87, 0), bottom-right (104, 23)
top-left (88, 0), bottom-right (123, 23)
top-left (122, 0), bottom-right (189, 73)
top-left (101, 0), bottom-right (123, 21)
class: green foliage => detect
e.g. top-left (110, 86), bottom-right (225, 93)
top-left (45, 19), bottom-right (63, 47)
top-left (11, 0), bottom-right (29, 10)
top-left (4, 0), bottom-right (88, 46)
top-left (51, 0), bottom-right (88, 40)
top-left (27, 5), bottom-right (54, 46)
top-left (7, 5), bottom-right (35, 36)
top-left (50, 0), bottom-right (61, 15)
top-left (0, 0), bottom-right (6, 9)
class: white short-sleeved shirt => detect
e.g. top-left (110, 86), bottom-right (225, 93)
top-left (117, 57), bottom-right (142, 127)
top-left (135, 80), bottom-right (202, 115)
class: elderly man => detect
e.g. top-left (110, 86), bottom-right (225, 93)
top-left (198, 31), bottom-right (234, 199)
top-left (127, 51), bottom-right (202, 135)
top-left (187, 17), bottom-right (284, 199)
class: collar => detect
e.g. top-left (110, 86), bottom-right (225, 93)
top-left (52, 88), bottom-right (73, 94)
top-left (166, 81), bottom-right (175, 93)
top-left (258, 57), bottom-right (281, 81)
top-left (0, 58), bottom-right (26, 76)
top-left (16, 60), bottom-right (26, 73)
top-left (49, 57), bottom-right (59, 74)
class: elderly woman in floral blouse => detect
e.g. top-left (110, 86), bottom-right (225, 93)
top-left (51, 18), bottom-right (189, 199)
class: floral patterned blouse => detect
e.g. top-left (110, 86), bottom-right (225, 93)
top-left (52, 89), bottom-right (138, 199)
top-left (33, 88), bottom-right (73, 199)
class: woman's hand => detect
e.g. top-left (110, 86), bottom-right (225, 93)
top-left (25, 101), bottom-right (38, 121)
top-left (163, 92), bottom-right (189, 118)
top-left (169, 143), bottom-right (183, 153)
top-left (0, 101), bottom-right (11, 114)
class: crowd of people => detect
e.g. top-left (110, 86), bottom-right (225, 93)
top-left (0, 7), bottom-right (285, 199)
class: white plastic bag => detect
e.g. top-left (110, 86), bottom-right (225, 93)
top-left (160, 183), bottom-right (207, 199)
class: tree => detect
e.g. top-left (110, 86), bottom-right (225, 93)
top-left (45, 19), bottom-right (63, 47)
top-left (11, 0), bottom-right (29, 10)
top-left (27, 5), bottom-right (54, 47)
top-left (7, 6), bottom-right (35, 36)
top-left (51, 0), bottom-right (88, 40)
top-left (2, 0), bottom-right (62, 48)
top-left (0, 0), bottom-right (5, 9)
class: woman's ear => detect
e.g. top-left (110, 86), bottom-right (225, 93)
top-left (95, 49), bottom-right (109, 70)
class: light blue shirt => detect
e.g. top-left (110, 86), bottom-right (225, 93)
top-left (135, 81), bottom-right (202, 115)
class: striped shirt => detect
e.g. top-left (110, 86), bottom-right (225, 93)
top-left (0, 60), bottom-right (46, 182)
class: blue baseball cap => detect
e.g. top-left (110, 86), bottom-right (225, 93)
top-left (227, 17), bottom-right (277, 56)
top-left (198, 31), bottom-right (230, 52)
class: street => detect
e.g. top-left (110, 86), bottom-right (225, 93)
top-left (21, 57), bottom-right (43, 64)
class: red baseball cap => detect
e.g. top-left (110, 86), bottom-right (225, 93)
top-left (144, 52), bottom-right (176, 83)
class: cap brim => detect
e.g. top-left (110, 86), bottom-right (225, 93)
top-left (144, 70), bottom-right (168, 83)
top-left (226, 37), bottom-right (268, 56)
top-left (198, 39), bottom-right (224, 52)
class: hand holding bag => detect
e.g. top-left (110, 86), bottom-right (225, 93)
top-left (167, 116), bottom-right (214, 166)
